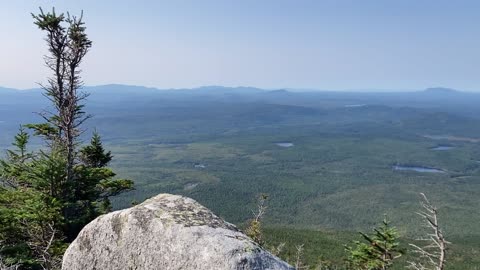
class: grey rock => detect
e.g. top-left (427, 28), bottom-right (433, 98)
top-left (62, 194), bottom-right (293, 270)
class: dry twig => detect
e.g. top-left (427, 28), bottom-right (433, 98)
top-left (408, 193), bottom-right (448, 270)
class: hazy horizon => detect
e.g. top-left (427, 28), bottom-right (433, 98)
top-left (1, 0), bottom-right (480, 91)
top-left (1, 83), bottom-right (473, 93)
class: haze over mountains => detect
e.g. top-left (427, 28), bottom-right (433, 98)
top-left (0, 84), bottom-right (475, 93)
top-left (2, 84), bottom-right (480, 145)
top-left (1, 84), bottom-right (479, 107)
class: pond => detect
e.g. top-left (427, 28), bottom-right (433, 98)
top-left (431, 145), bottom-right (455, 151)
top-left (194, 163), bottom-right (206, 169)
top-left (344, 104), bottom-right (366, 108)
top-left (393, 165), bottom-right (445, 173)
top-left (275, 142), bottom-right (294, 147)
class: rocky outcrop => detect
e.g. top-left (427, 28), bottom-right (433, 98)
top-left (62, 194), bottom-right (293, 270)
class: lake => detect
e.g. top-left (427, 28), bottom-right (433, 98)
top-left (344, 104), bottom-right (366, 108)
top-left (393, 165), bottom-right (445, 173)
top-left (431, 145), bottom-right (454, 151)
top-left (194, 163), bottom-right (206, 169)
top-left (275, 142), bottom-right (294, 147)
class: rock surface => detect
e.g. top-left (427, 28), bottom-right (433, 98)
top-left (62, 194), bottom-right (293, 270)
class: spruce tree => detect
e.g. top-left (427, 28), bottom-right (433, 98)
top-left (0, 8), bottom-right (134, 269)
top-left (345, 216), bottom-right (403, 270)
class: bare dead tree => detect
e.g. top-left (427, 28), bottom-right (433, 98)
top-left (22, 221), bottom-right (63, 270)
top-left (408, 193), bottom-right (448, 270)
top-left (0, 259), bottom-right (20, 270)
top-left (252, 193), bottom-right (268, 223)
top-left (245, 194), bottom-right (269, 245)
top-left (294, 244), bottom-right (309, 270)
top-left (269, 242), bottom-right (286, 257)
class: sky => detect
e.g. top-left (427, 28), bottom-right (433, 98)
top-left (0, 0), bottom-right (479, 91)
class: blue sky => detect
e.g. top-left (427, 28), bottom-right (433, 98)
top-left (1, 0), bottom-right (479, 91)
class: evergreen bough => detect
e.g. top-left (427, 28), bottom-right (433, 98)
top-left (0, 8), bottom-right (133, 269)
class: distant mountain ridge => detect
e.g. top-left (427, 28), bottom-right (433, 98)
top-left (0, 85), bottom-right (268, 93)
top-left (423, 87), bottom-right (461, 94)
top-left (0, 84), bottom-right (476, 94)
top-left (0, 86), bottom-right (18, 92)
top-left (2, 84), bottom-right (479, 111)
